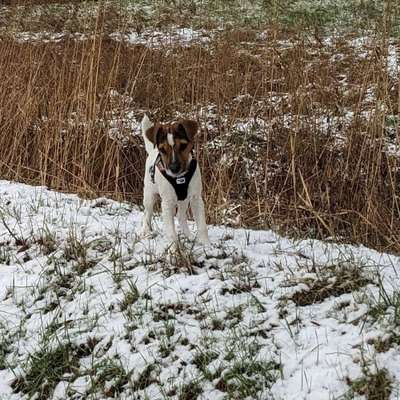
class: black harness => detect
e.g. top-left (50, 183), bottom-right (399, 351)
top-left (150, 154), bottom-right (197, 201)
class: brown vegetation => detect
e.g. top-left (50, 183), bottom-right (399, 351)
top-left (0, 13), bottom-right (399, 252)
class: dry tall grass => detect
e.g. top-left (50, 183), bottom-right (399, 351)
top-left (0, 11), bottom-right (399, 252)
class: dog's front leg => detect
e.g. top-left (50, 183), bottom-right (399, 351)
top-left (177, 199), bottom-right (192, 239)
top-left (190, 195), bottom-right (210, 245)
top-left (162, 199), bottom-right (178, 243)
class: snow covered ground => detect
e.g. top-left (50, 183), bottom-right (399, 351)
top-left (0, 181), bottom-right (399, 399)
top-left (13, 27), bottom-right (214, 48)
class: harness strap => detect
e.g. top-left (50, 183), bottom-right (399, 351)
top-left (150, 154), bottom-right (160, 185)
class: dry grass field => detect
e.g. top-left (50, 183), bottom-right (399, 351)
top-left (0, 1), bottom-right (399, 252)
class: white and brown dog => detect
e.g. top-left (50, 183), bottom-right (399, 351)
top-left (140, 114), bottom-right (209, 245)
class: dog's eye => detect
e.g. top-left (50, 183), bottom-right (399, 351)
top-left (180, 143), bottom-right (188, 151)
top-left (159, 147), bottom-right (166, 154)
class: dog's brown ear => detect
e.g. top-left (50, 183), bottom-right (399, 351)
top-left (146, 123), bottom-right (162, 147)
top-left (176, 119), bottom-right (198, 141)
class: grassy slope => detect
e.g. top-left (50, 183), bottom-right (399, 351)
top-left (0, 181), bottom-right (399, 399)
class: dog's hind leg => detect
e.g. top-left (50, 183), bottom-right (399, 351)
top-left (140, 190), bottom-right (155, 237)
top-left (177, 200), bottom-right (192, 239)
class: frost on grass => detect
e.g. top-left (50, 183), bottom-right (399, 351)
top-left (1, 181), bottom-right (400, 399)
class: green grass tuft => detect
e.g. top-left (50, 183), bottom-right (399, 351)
top-left (12, 344), bottom-right (79, 400)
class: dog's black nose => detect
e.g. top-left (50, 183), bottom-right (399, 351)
top-left (170, 162), bottom-right (180, 173)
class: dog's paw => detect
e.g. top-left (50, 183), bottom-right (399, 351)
top-left (180, 231), bottom-right (194, 242)
top-left (166, 240), bottom-right (180, 255)
top-left (138, 228), bottom-right (156, 239)
top-left (197, 235), bottom-right (211, 247)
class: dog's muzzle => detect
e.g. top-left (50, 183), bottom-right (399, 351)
top-left (169, 161), bottom-right (181, 174)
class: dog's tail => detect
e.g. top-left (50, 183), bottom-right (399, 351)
top-left (141, 114), bottom-right (154, 154)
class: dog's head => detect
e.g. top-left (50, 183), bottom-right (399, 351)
top-left (146, 119), bottom-right (198, 176)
